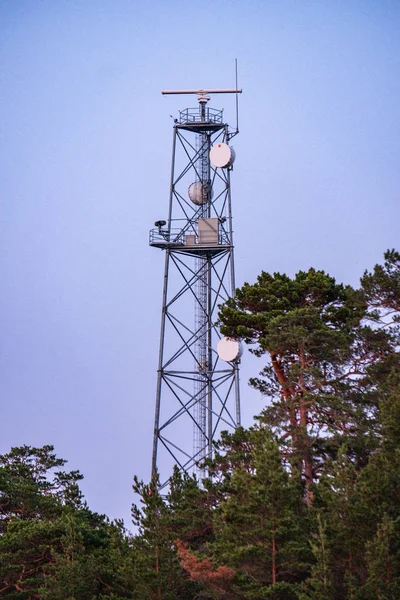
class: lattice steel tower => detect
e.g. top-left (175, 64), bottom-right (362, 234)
top-left (150, 88), bottom-right (242, 487)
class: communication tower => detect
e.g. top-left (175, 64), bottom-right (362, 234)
top-left (150, 87), bottom-right (242, 487)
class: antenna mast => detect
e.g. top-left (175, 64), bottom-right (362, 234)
top-left (150, 87), bottom-right (242, 487)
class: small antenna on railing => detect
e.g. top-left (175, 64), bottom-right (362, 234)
top-left (235, 59), bottom-right (239, 134)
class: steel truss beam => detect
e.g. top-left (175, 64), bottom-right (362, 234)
top-left (151, 103), bottom-right (240, 488)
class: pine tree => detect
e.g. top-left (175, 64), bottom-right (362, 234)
top-left (361, 249), bottom-right (400, 317)
top-left (175, 539), bottom-right (236, 599)
top-left (194, 426), bottom-right (311, 599)
top-left (0, 445), bottom-right (84, 596)
top-left (360, 513), bottom-right (400, 600)
top-left (131, 474), bottom-right (197, 600)
top-left (0, 445), bottom-right (135, 599)
top-left (168, 467), bottom-right (214, 550)
top-left (311, 447), bottom-right (366, 598)
top-left (0, 444), bottom-right (84, 531)
top-left (298, 513), bottom-right (334, 600)
top-left (39, 512), bottom-right (134, 599)
top-left (349, 371), bottom-right (400, 600)
top-left (218, 268), bottom-right (392, 499)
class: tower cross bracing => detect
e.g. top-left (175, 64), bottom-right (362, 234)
top-left (150, 89), bottom-right (242, 488)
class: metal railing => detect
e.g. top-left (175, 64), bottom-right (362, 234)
top-left (179, 107), bottom-right (223, 125)
top-left (149, 227), bottom-right (230, 247)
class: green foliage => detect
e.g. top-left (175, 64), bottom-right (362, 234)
top-left (361, 249), bottom-right (400, 316)
top-left (2, 250), bottom-right (400, 599)
top-left (131, 473), bottom-right (197, 600)
top-left (207, 426), bottom-right (311, 598)
top-left (168, 467), bottom-right (214, 550)
top-left (298, 514), bottom-right (334, 600)
top-left (0, 444), bottom-right (84, 532)
top-left (39, 513), bottom-right (134, 600)
top-left (360, 514), bottom-right (400, 600)
top-left (0, 445), bottom-right (134, 599)
top-left (312, 448), bottom-right (366, 597)
top-left (218, 265), bottom-right (394, 498)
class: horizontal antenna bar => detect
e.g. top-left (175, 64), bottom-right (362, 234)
top-left (162, 88), bottom-right (242, 95)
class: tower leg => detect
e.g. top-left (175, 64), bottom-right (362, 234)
top-left (152, 250), bottom-right (170, 479)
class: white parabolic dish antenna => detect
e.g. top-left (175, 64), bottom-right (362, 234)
top-left (217, 337), bottom-right (243, 362)
top-left (210, 143), bottom-right (236, 168)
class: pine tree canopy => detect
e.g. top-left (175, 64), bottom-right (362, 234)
top-left (218, 264), bottom-right (396, 497)
top-left (1, 250), bottom-right (400, 599)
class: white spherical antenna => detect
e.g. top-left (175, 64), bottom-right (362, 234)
top-left (210, 143), bottom-right (236, 168)
top-left (188, 181), bottom-right (213, 205)
top-left (217, 337), bottom-right (243, 362)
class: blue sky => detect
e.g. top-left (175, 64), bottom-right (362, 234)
top-left (1, 0), bottom-right (399, 526)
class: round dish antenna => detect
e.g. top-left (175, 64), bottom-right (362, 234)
top-left (217, 337), bottom-right (243, 362)
top-left (210, 143), bottom-right (236, 168)
top-left (188, 181), bottom-right (214, 205)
